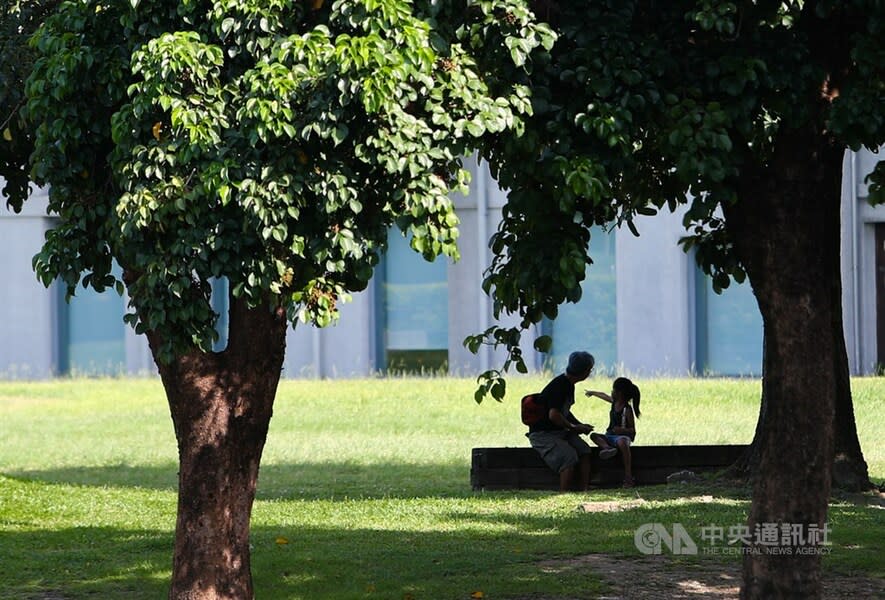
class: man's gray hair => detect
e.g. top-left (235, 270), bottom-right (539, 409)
top-left (566, 351), bottom-right (595, 376)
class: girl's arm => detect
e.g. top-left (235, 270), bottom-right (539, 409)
top-left (585, 390), bottom-right (613, 403)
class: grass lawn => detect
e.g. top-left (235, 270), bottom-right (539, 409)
top-left (0, 376), bottom-right (883, 599)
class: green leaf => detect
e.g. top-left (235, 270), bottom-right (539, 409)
top-left (332, 124), bottom-right (349, 145)
top-left (533, 335), bottom-right (552, 353)
top-left (627, 220), bottom-right (640, 237)
top-left (490, 377), bottom-right (506, 401)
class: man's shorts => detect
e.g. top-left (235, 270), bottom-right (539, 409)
top-left (527, 430), bottom-right (592, 473)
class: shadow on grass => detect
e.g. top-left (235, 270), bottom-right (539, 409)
top-left (5, 460), bottom-right (475, 501)
top-left (7, 458), bottom-right (763, 503)
top-left (0, 514), bottom-right (616, 599)
top-left (0, 464), bottom-right (756, 598)
top-left (1, 482), bottom-right (880, 599)
top-left (0, 526), bottom-right (171, 599)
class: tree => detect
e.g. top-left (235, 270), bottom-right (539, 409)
top-left (0, 0), bottom-right (61, 202)
top-left (469, 1), bottom-right (883, 597)
top-left (3, 1), bottom-right (552, 597)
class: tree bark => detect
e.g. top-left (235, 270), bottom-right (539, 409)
top-left (831, 344), bottom-right (871, 490)
top-left (723, 149), bottom-right (871, 491)
top-left (146, 297), bottom-right (288, 600)
top-left (725, 124), bottom-right (843, 598)
top-left (719, 2), bottom-right (872, 498)
top-left (728, 339), bottom-right (871, 491)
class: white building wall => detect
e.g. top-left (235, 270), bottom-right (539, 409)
top-left (282, 288), bottom-right (374, 378)
top-left (0, 186), bottom-right (60, 378)
top-left (842, 148), bottom-right (885, 374)
top-left (447, 160), bottom-right (484, 375)
top-left (448, 157), bottom-right (542, 375)
top-left (616, 208), bottom-right (694, 376)
top-left (3, 147), bottom-right (885, 379)
top-left (124, 314), bottom-right (156, 375)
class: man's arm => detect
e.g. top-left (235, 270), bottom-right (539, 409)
top-left (549, 408), bottom-right (592, 434)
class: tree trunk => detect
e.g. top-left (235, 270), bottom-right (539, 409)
top-left (719, 6), bottom-right (872, 498)
top-left (831, 342), bottom-right (871, 490)
top-left (725, 125), bottom-right (843, 598)
top-left (728, 336), bottom-right (871, 491)
top-left (146, 297), bottom-right (288, 600)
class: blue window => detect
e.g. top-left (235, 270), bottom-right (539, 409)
top-left (695, 272), bottom-right (763, 376)
top-left (211, 277), bottom-right (229, 352)
top-left (377, 230), bottom-right (449, 372)
top-left (544, 226), bottom-right (617, 373)
top-left (61, 267), bottom-right (126, 375)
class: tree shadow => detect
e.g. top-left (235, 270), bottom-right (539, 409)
top-left (0, 462), bottom-right (754, 598)
top-left (1, 475), bottom-right (880, 599)
top-left (0, 526), bottom-right (171, 599)
top-left (0, 510), bottom-right (615, 599)
top-left (6, 461), bottom-right (761, 503)
top-left (5, 460), bottom-right (474, 501)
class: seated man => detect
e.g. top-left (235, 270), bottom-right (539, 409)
top-left (526, 351), bottom-right (596, 491)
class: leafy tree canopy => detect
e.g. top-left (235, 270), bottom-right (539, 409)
top-left (0, 0), bottom-right (61, 202)
top-left (469, 0), bottom-right (885, 399)
top-left (10, 0), bottom-right (553, 362)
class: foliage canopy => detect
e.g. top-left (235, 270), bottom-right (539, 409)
top-left (4, 0), bottom-right (553, 362)
top-left (0, 0), bottom-right (61, 202)
top-left (468, 0), bottom-right (885, 399)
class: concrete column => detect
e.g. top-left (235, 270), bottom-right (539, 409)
top-left (616, 208), bottom-right (693, 375)
top-left (0, 186), bottom-right (58, 378)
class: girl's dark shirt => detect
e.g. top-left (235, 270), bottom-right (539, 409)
top-left (528, 374), bottom-right (578, 433)
top-left (607, 404), bottom-right (636, 441)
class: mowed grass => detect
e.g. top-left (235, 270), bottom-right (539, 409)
top-left (0, 376), bottom-right (882, 599)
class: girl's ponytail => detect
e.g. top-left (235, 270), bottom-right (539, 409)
top-left (613, 377), bottom-right (641, 418)
top-left (632, 382), bottom-right (641, 418)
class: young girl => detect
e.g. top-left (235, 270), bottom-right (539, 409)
top-left (585, 377), bottom-right (641, 487)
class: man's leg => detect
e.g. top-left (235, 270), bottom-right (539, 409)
top-left (559, 465), bottom-right (575, 492)
top-left (566, 434), bottom-right (593, 491)
top-left (577, 453), bottom-right (591, 491)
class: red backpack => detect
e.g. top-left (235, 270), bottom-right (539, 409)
top-left (520, 393), bottom-right (546, 426)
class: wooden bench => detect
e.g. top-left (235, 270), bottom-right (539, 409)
top-left (470, 445), bottom-right (748, 490)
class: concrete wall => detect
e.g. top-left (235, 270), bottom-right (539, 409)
top-left (280, 156), bottom-right (541, 379)
top-left (3, 147), bottom-right (885, 380)
top-left (447, 156), bottom-right (536, 375)
top-left (0, 186), bottom-right (60, 378)
top-left (282, 289), bottom-right (375, 378)
top-left (616, 208), bottom-right (695, 376)
top-left (842, 149), bottom-right (885, 374)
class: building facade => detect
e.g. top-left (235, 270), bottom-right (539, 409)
top-left (1, 150), bottom-right (883, 379)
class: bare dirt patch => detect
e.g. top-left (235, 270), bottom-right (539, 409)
top-left (577, 499), bottom-right (648, 513)
top-left (536, 554), bottom-right (885, 599)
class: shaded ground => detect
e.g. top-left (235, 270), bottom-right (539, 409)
top-left (525, 491), bottom-right (885, 599)
top-left (21, 490), bottom-right (885, 600)
top-left (537, 553), bottom-right (885, 599)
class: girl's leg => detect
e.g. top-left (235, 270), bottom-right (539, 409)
top-left (589, 432), bottom-right (609, 448)
top-left (617, 437), bottom-right (633, 485)
top-left (593, 433), bottom-right (618, 459)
